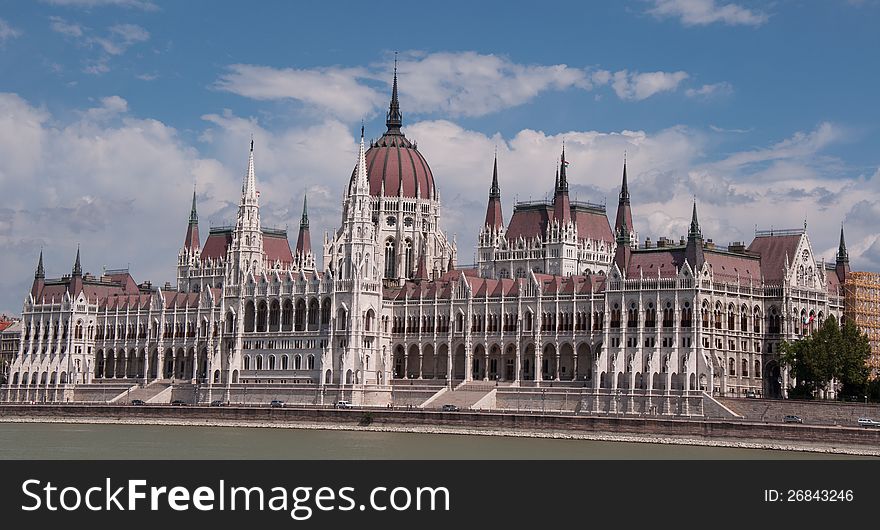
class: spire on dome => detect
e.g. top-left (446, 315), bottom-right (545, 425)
top-left (35, 249), bottom-right (45, 279)
top-left (552, 145), bottom-right (571, 224)
top-left (72, 245), bottom-right (82, 276)
top-left (189, 187), bottom-right (198, 224)
top-left (385, 53), bottom-right (403, 135)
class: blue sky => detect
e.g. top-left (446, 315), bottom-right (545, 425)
top-left (0, 0), bottom-right (879, 314)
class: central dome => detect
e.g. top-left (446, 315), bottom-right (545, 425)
top-left (350, 69), bottom-right (436, 200)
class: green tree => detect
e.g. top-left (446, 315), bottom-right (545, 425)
top-left (780, 315), bottom-right (870, 399)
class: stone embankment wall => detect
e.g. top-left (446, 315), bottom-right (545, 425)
top-left (2, 404), bottom-right (878, 448)
top-left (720, 398), bottom-right (880, 426)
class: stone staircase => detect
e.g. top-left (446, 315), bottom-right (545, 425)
top-left (429, 381), bottom-right (497, 410)
top-left (116, 380), bottom-right (173, 404)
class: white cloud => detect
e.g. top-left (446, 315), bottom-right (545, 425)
top-left (217, 52), bottom-right (693, 120)
top-left (646, 0), bottom-right (769, 27)
top-left (391, 51), bottom-right (592, 117)
top-left (48, 17), bottom-right (150, 73)
top-left (0, 18), bottom-right (22, 43)
top-left (49, 16), bottom-right (84, 38)
top-left (43, 0), bottom-right (158, 10)
top-left (611, 70), bottom-right (690, 100)
top-left (686, 82), bottom-right (733, 98)
top-left (215, 64), bottom-right (382, 120)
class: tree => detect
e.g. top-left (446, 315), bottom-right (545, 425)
top-left (779, 315), bottom-right (870, 399)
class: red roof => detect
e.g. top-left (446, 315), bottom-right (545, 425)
top-left (201, 228), bottom-right (293, 265)
top-left (747, 234), bottom-right (802, 282)
top-left (356, 133), bottom-right (435, 199)
top-left (626, 248), bottom-right (686, 278)
top-left (506, 202), bottom-right (613, 243)
top-left (704, 251), bottom-right (761, 285)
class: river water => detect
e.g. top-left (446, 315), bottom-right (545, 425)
top-left (0, 423), bottom-right (869, 459)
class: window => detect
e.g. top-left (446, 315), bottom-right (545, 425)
top-left (384, 239), bottom-right (396, 278)
top-left (404, 240), bottom-right (413, 279)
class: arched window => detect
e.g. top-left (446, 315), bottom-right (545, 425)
top-left (742, 359), bottom-right (748, 377)
top-left (282, 355), bottom-right (289, 370)
top-left (728, 358), bottom-right (736, 376)
top-left (754, 360), bottom-right (761, 378)
top-left (307, 355), bottom-right (315, 370)
top-left (404, 239), bottom-right (414, 279)
top-left (269, 355), bottom-right (276, 370)
top-left (294, 355), bottom-right (302, 370)
top-left (384, 239), bottom-right (396, 278)
top-left (243, 355), bottom-right (250, 370)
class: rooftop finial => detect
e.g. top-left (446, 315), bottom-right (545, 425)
top-left (189, 186), bottom-right (198, 224)
top-left (619, 155), bottom-right (630, 205)
top-left (386, 52), bottom-right (402, 134)
top-left (250, 133), bottom-right (254, 152)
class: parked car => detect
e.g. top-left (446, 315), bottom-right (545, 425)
top-left (130, 399), bottom-right (145, 406)
top-left (210, 400), bottom-right (225, 407)
top-left (744, 389), bottom-right (757, 398)
top-left (170, 400), bottom-right (187, 406)
top-left (335, 400), bottom-right (353, 409)
top-left (270, 400), bottom-right (284, 408)
top-left (857, 417), bottom-right (880, 428)
top-left (783, 415), bottom-right (803, 424)
top-left (441, 404), bottom-right (459, 412)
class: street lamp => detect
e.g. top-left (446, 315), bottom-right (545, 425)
top-left (541, 388), bottom-right (546, 415)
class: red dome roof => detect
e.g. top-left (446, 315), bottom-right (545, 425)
top-left (349, 65), bottom-right (436, 200)
top-left (358, 133), bottom-right (435, 199)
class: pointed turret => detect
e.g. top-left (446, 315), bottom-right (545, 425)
top-left (296, 195), bottom-right (311, 256)
top-left (72, 246), bottom-right (82, 277)
top-left (836, 224), bottom-right (850, 284)
top-left (35, 249), bottom-right (45, 279)
top-left (484, 153), bottom-right (504, 230)
top-left (385, 56), bottom-right (403, 135)
top-left (685, 201), bottom-right (705, 272)
top-left (614, 158), bottom-right (634, 246)
top-left (242, 138), bottom-right (258, 205)
top-left (70, 246), bottom-right (83, 296)
top-left (184, 188), bottom-right (200, 250)
top-left (31, 250), bottom-right (45, 299)
top-left (552, 146), bottom-right (571, 225)
top-left (415, 242), bottom-right (428, 282)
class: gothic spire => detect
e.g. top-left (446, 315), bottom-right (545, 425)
top-left (385, 54), bottom-right (403, 135)
top-left (300, 194), bottom-right (309, 229)
top-left (557, 144), bottom-right (568, 192)
top-left (35, 249), bottom-right (45, 279)
top-left (295, 194), bottom-right (311, 258)
top-left (489, 152), bottom-right (500, 199)
top-left (352, 127), bottom-right (369, 195)
top-left (242, 137), bottom-right (258, 204)
top-left (837, 224), bottom-right (849, 263)
top-left (484, 152), bottom-right (503, 230)
top-left (619, 158), bottom-right (630, 205)
top-left (184, 187), bottom-right (200, 250)
top-left (72, 245), bottom-right (82, 276)
top-left (688, 200), bottom-right (702, 240)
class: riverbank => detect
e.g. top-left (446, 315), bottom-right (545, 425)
top-left (1, 404), bottom-right (878, 457)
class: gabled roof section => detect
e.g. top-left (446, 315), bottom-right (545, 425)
top-left (747, 232), bottom-right (803, 283)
